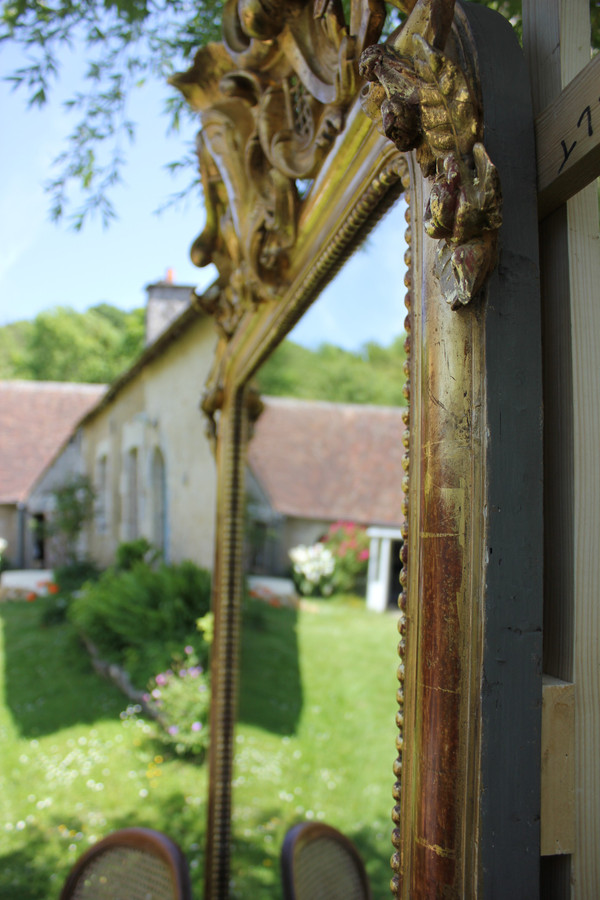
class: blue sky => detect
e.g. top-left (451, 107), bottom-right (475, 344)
top-left (0, 43), bottom-right (407, 352)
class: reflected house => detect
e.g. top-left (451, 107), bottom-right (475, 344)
top-left (8, 282), bottom-right (406, 601)
top-left (0, 380), bottom-right (107, 568)
top-left (246, 397), bottom-right (405, 611)
top-left (17, 279), bottom-right (218, 572)
top-left (76, 279), bottom-right (218, 571)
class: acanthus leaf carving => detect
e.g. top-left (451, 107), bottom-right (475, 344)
top-left (359, 0), bottom-right (502, 308)
top-left (412, 33), bottom-right (479, 164)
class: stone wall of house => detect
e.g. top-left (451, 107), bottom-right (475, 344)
top-left (142, 318), bottom-right (217, 568)
top-left (81, 377), bottom-right (144, 568)
top-left (82, 315), bottom-right (217, 571)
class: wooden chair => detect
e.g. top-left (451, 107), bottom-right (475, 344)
top-left (281, 822), bottom-right (372, 900)
top-left (59, 827), bottom-right (193, 900)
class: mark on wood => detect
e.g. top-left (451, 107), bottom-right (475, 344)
top-left (535, 52), bottom-right (600, 218)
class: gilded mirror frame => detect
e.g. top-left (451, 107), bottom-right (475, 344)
top-left (174, 1), bottom-right (544, 897)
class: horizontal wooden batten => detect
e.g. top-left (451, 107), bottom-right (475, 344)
top-left (540, 676), bottom-right (575, 856)
top-left (535, 52), bottom-right (600, 219)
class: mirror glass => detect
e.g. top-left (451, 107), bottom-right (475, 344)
top-left (228, 196), bottom-right (409, 898)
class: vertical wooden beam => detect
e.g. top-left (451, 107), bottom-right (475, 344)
top-left (523, 0), bottom-right (600, 895)
top-left (465, 7), bottom-right (543, 895)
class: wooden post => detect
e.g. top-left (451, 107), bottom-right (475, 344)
top-left (523, 0), bottom-right (600, 895)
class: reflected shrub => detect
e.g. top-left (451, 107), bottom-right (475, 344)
top-left (69, 560), bottom-right (211, 686)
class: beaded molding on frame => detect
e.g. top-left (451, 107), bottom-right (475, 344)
top-left (392, 164), bottom-right (411, 898)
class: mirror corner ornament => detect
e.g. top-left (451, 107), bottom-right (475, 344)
top-left (171, 0), bottom-right (387, 339)
top-left (359, 0), bottom-right (502, 309)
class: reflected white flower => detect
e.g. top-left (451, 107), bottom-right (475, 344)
top-left (289, 543), bottom-right (335, 581)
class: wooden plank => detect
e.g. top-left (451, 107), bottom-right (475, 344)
top-left (536, 53), bottom-right (600, 218)
top-left (541, 676), bottom-right (575, 856)
top-left (463, 7), bottom-right (543, 896)
top-left (523, 0), bottom-right (600, 895)
top-left (568, 181), bottom-right (600, 897)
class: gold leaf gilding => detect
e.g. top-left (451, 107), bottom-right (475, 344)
top-left (360, 0), bottom-right (502, 308)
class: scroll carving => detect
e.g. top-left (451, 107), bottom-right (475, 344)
top-left (359, 0), bottom-right (502, 308)
top-left (200, 350), bottom-right (263, 448)
top-left (172, 0), bottom-right (386, 340)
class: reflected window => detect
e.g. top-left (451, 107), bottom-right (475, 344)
top-left (125, 448), bottom-right (139, 540)
top-left (95, 454), bottom-right (108, 533)
top-left (151, 447), bottom-right (167, 557)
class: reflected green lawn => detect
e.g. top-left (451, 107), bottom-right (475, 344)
top-left (0, 595), bottom-right (398, 898)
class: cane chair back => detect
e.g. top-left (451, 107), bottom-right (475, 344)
top-left (281, 822), bottom-right (371, 900)
top-left (59, 827), bottom-right (192, 900)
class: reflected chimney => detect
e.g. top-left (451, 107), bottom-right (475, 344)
top-left (144, 271), bottom-right (194, 345)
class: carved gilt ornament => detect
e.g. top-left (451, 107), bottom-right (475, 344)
top-left (360, 0), bottom-right (502, 309)
top-left (171, 0), bottom-right (386, 339)
top-left (174, 0), bottom-right (501, 349)
top-left (173, 0), bottom-right (501, 440)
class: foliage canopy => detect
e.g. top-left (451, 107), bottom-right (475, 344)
top-left (0, 0), bottom-right (222, 226)
top-left (256, 335), bottom-right (408, 406)
top-left (0, 303), bottom-right (144, 382)
top-left (0, 302), bottom-right (407, 405)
